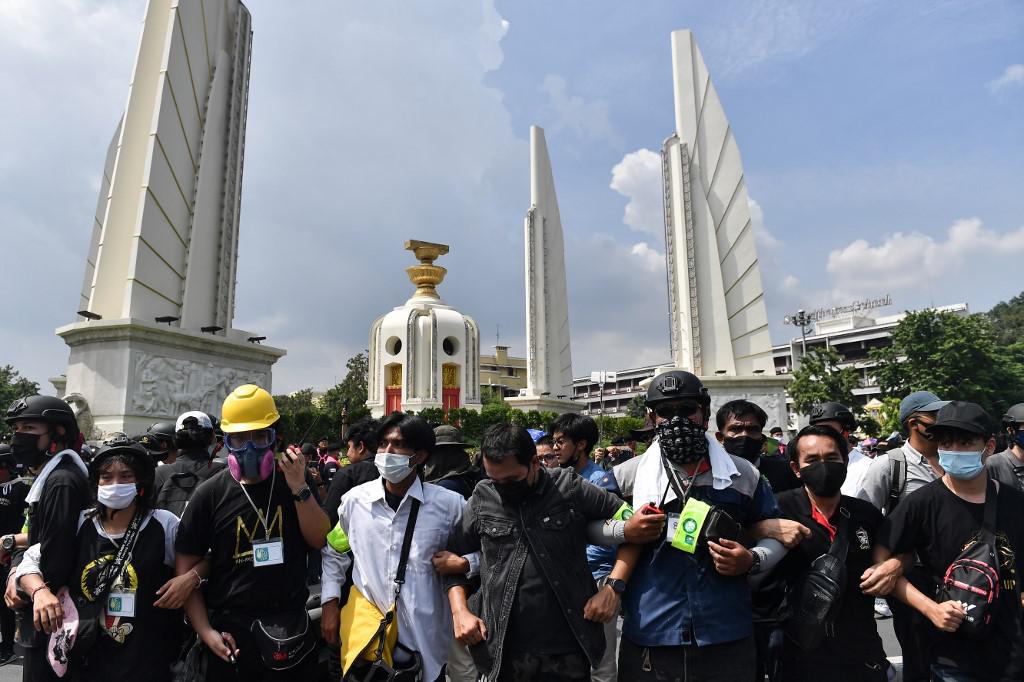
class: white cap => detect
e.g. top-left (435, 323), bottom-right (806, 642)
top-left (175, 410), bottom-right (213, 432)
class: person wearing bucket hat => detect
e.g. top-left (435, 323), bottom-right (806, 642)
top-left (874, 401), bottom-right (1024, 680)
top-left (15, 435), bottom-right (189, 681)
top-left (856, 390), bottom-right (949, 680)
top-left (174, 385), bottom-right (328, 681)
top-left (425, 425), bottom-right (479, 499)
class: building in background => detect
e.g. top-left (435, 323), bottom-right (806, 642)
top-left (480, 345), bottom-right (528, 399)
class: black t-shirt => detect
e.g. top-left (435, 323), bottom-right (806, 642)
top-left (27, 458), bottom-right (90, 590)
top-left (175, 468), bottom-right (311, 613)
top-left (74, 510), bottom-right (178, 682)
top-left (153, 451), bottom-right (225, 517)
top-left (322, 460), bottom-right (380, 526)
top-left (0, 479), bottom-right (29, 535)
top-left (504, 542), bottom-right (581, 655)
top-left (773, 490), bottom-right (886, 667)
top-left (878, 479), bottom-right (1024, 679)
top-left (758, 455), bottom-right (801, 495)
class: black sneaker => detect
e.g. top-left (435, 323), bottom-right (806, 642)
top-left (0, 649), bottom-right (18, 666)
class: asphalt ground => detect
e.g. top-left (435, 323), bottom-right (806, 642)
top-left (0, 613), bottom-right (904, 681)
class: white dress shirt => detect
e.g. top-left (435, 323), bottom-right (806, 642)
top-left (335, 476), bottom-right (465, 682)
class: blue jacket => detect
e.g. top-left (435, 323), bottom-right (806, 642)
top-left (621, 455), bottom-right (778, 647)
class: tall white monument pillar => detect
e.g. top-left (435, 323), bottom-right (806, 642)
top-left (55, 0), bottom-right (284, 438)
top-left (661, 30), bottom-right (788, 427)
top-left (507, 126), bottom-right (580, 414)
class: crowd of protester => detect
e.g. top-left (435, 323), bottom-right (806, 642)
top-left (1, 372), bottom-right (1023, 681)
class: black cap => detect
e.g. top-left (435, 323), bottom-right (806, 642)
top-left (930, 401), bottom-right (992, 436)
top-left (809, 402), bottom-right (855, 430)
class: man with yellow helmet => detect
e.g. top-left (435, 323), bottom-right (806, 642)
top-left (174, 385), bottom-right (330, 680)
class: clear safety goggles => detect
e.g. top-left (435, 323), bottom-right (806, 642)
top-left (225, 428), bottom-right (276, 452)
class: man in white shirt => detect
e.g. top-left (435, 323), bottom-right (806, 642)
top-left (330, 412), bottom-right (471, 682)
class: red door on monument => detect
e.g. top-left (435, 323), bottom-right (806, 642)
top-left (442, 363), bottom-right (460, 420)
top-left (442, 388), bottom-right (460, 418)
top-left (385, 364), bottom-right (402, 414)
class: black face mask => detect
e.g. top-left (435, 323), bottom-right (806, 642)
top-left (799, 461), bottom-right (847, 497)
top-left (10, 431), bottom-right (48, 469)
top-left (723, 435), bottom-right (764, 461)
top-left (657, 415), bottom-right (708, 465)
top-left (560, 451), bottom-right (579, 470)
top-left (494, 474), bottom-right (534, 506)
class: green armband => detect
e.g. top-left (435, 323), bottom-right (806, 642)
top-left (326, 523), bottom-right (350, 553)
top-left (613, 502), bottom-right (634, 521)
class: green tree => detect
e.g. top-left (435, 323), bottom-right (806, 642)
top-left (626, 394), bottom-right (647, 419)
top-left (0, 365), bottom-right (40, 437)
top-left (987, 290), bottom-right (1024, 346)
top-left (869, 309), bottom-right (1024, 417)
top-left (786, 347), bottom-right (860, 416)
top-left (321, 352), bottom-right (371, 432)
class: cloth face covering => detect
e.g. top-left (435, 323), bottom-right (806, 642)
top-left (10, 431), bottom-right (47, 469)
top-left (657, 415), bottom-right (709, 465)
top-left (493, 475), bottom-right (533, 506)
top-left (723, 435), bottom-right (764, 461)
top-left (798, 461), bottom-right (847, 497)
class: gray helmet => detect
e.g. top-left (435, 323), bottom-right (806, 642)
top-left (1002, 403), bottom-right (1024, 428)
top-left (645, 370), bottom-right (710, 409)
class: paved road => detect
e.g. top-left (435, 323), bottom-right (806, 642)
top-left (0, 615), bottom-right (904, 682)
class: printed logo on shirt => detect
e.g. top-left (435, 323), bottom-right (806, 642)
top-left (232, 505), bottom-right (284, 565)
top-left (856, 527), bottom-right (870, 550)
top-left (80, 556), bottom-right (140, 644)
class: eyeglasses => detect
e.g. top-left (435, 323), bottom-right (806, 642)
top-left (225, 428), bottom-right (276, 452)
top-left (538, 454), bottom-right (559, 462)
top-left (552, 437), bottom-right (572, 448)
top-left (653, 401), bottom-right (701, 420)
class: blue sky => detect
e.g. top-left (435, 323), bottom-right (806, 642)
top-left (1, 0), bottom-right (1022, 394)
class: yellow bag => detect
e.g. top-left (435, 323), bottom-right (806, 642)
top-left (338, 584), bottom-right (398, 674)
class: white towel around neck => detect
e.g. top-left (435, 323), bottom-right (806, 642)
top-left (631, 433), bottom-right (739, 508)
top-left (25, 449), bottom-right (88, 505)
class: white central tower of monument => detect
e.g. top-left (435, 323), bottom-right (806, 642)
top-left (367, 241), bottom-right (482, 418)
top-left (660, 29), bottom-right (788, 426)
top-left (54, 0), bottom-right (284, 438)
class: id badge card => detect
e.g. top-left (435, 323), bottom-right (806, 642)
top-left (252, 538), bottom-right (284, 567)
top-left (106, 591), bottom-right (136, 618)
top-left (664, 498), bottom-right (711, 554)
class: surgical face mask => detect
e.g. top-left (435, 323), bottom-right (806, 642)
top-left (657, 415), bottom-right (708, 465)
top-left (493, 474), bottom-right (533, 506)
top-left (723, 435), bottom-right (764, 461)
top-left (375, 452), bottom-right (415, 483)
top-left (228, 445), bottom-right (275, 482)
top-left (938, 449), bottom-right (985, 480)
top-left (10, 431), bottom-right (48, 469)
top-left (799, 461), bottom-right (847, 497)
top-left (97, 483), bottom-right (138, 510)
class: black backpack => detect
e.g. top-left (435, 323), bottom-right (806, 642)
top-left (886, 447), bottom-right (908, 515)
top-left (784, 508), bottom-right (849, 651)
top-left (155, 460), bottom-right (224, 517)
top-left (939, 479), bottom-right (1001, 638)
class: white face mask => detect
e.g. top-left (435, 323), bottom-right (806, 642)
top-left (97, 483), bottom-right (138, 509)
top-left (374, 452), bottom-right (415, 483)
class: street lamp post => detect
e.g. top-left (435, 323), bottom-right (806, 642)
top-left (783, 309), bottom-right (814, 369)
top-left (591, 371), bottom-right (617, 441)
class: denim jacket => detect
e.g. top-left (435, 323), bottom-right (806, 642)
top-left (445, 467), bottom-right (625, 679)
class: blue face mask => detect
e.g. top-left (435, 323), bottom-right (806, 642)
top-left (938, 449), bottom-right (985, 480)
top-left (1015, 431), bottom-right (1024, 449)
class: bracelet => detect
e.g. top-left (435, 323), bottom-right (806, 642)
top-left (29, 584), bottom-right (49, 600)
top-left (190, 568), bottom-right (206, 588)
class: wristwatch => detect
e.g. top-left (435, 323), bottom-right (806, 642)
top-left (606, 578), bottom-right (627, 594)
top-left (1, 535), bottom-right (14, 552)
top-left (747, 549), bottom-right (762, 575)
top-left (292, 486), bottom-right (313, 503)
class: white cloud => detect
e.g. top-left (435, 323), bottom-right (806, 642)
top-left (540, 73), bottom-right (616, 142)
top-left (826, 218), bottom-right (1024, 295)
top-left (630, 242), bottom-right (664, 273)
top-left (988, 64), bottom-right (1024, 92)
top-left (610, 148), bottom-right (662, 236)
top-left (748, 197), bottom-right (783, 251)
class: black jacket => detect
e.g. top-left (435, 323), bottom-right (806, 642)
top-left (445, 467), bottom-right (622, 678)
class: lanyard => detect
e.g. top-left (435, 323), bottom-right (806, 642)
top-left (236, 465), bottom-right (277, 540)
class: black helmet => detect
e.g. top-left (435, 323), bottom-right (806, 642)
top-left (645, 370), bottom-right (710, 408)
top-left (90, 435), bottom-right (156, 500)
top-left (809, 402), bottom-right (856, 430)
top-left (5, 395), bottom-right (79, 444)
top-left (138, 421), bottom-right (176, 458)
top-left (1002, 403), bottom-right (1024, 428)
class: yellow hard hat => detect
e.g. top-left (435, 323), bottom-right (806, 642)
top-left (220, 384), bottom-right (280, 433)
